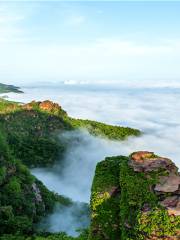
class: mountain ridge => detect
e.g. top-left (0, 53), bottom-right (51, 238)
top-left (0, 84), bottom-right (179, 240)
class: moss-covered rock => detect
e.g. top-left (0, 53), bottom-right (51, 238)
top-left (89, 152), bottom-right (180, 240)
top-left (89, 157), bottom-right (124, 240)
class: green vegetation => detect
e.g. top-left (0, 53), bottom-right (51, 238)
top-left (89, 155), bottom-right (180, 240)
top-left (0, 83), bottom-right (23, 94)
top-left (69, 118), bottom-right (140, 140)
top-left (0, 85), bottom-right (142, 239)
top-left (0, 97), bottom-right (140, 239)
top-left (0, 98), bottom-right (140, 168)
top-left (0, 125), bottom-right (72, 236)
top-left (0, 230), bottom-right (89, 240)
top-left (0, 88), bottom-right (179, 240)
top-left (89, 157), bottom-right (123, 240)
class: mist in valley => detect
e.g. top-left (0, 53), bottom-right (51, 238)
top-left (3, 84), bottom-right (180, 236)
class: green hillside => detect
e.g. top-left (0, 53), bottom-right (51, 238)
top-left (0, 91), bottom-right (141, 240)
top-left (0, 83), bottom-right (23, 94)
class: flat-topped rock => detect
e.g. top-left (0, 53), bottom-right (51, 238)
top-left (129, 151), bottom-right (178, 173)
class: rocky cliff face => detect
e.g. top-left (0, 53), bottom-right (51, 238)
top-left (89, 151), bottom-right (180, 240)
top-left (23, 100), bottom-right (67, 116)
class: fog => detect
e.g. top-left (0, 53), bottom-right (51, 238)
top-left (2, 83), bottom-right (180, 235)
top-left (37, 202), bottom-right (90, 237)
top-left (32, 129), bottom-right (126, 202)
top-left (32, 126), bottom-right (180, 204)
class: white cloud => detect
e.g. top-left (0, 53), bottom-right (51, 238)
top-left (4, 83), bottom-right (180, 236)
top-left (1, 38), bottom-right (180, 82)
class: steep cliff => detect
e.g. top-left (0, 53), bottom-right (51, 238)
top-left (90, 151), bottom-right (180, 240)
top-left (0, 97), bottom-right (140, 238)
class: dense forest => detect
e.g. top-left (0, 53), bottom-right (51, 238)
top-left (0, 86), bottom-right (141, 240)
top-left (0, 85), bottom-right (179, 240)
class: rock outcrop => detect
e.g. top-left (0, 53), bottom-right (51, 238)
top-left (89, 151), bottom-right (180, 240)
top-left (23, 100), bottom-right (67, 116)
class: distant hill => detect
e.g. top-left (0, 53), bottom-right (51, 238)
top-left (0, 83), bottom-right (23, 94)
top-left (0, 99), bottom-right (141, 239)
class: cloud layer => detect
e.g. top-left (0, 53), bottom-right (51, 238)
top-left (4, 83), bottom-right (180, 235)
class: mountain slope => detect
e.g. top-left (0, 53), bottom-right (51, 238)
top-left (0, 125), bottom-right (72, 236)
top-left (0, 96), bottom-right (141, 239)
top-left (0, 99), bottom-right (140, 168)
top-left (0, 83), bottom-right (23, 94)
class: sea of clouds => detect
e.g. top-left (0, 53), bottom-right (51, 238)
top-left (3, 82), bottom-right (180, 235)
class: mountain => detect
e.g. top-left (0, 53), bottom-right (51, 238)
top-left (0, 85), bottom-right (179, 240)
top-left (0, 91), bottom-right (140, 239)
top-left (0, 83), bottom-right (23, 94)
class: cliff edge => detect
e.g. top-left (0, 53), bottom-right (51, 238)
top-left (89, 151), bottom-right (180, 240)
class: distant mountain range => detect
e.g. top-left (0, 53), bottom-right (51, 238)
top-left (0, 83), bottom-right (23, 94)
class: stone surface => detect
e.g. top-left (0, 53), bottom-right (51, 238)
top-left (32, 183), bottom-right (43, 203)
top-left (130, 151), bottom-right (178, 173)
top-left (23, 100), bottom-right (64, 113)
top-left (39, 100), bottom-right (61, 111)
top-left (155, 175), bottom-right (180, 193)
top-left (130, 151), bottom-right (180, 217)
top-left (160, 196), bottom-right (180, 216)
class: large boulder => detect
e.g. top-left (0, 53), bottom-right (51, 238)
top-left (130, 151), bottom-right (178, 173)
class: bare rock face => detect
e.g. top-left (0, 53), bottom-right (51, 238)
top-left (130, 151), bottom-right (180, 218)
top-left (154, 175), bottom-right (180, 193)
top-left (23, 100), bottom-right (67, 115)
top-left (39, 100), bottom-right (61, 112)
top-left (32, 183), bottom-right (43, 203)
top-left (160, 196), bottom-right (180, 216)
top-left (130, 151), bottom-right (178, 173)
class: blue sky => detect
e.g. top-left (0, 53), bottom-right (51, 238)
top-left (0, 1), bottom-right (180, 85)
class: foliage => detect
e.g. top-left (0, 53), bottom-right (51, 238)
top-left (89, 156), bottom-right (180, 240)
top-left (0, 230), bottom-right (89, 240)
top-left (0, 96), bottom-right (141, 239)
top-left (0, 83), bottom-right (23, 94)
top-left (0, 98), bottom-right (140, 168)
top-left (89, 157), bottom-right (122, 240)
top-left (0, 126), bottom-right (72, 236)
top-left (69, 118), bottom-right (141, 140)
